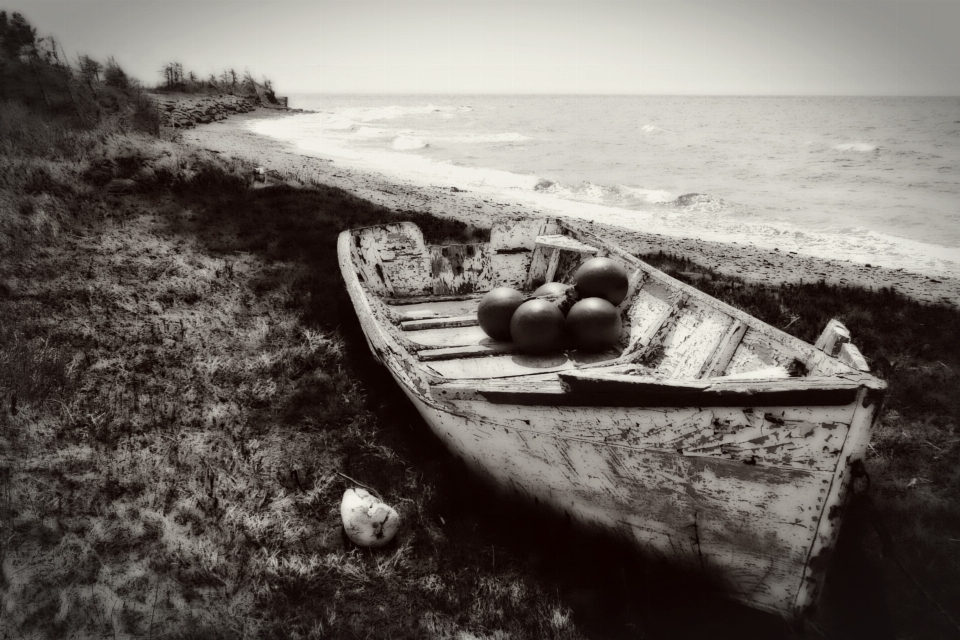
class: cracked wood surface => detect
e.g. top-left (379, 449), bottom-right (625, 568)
top-left (349, 222), bottom-right (432, 297)
top-left (408, 387), bottom-right (842, 615)
top-left (428, 244), bottom-right (491, 295)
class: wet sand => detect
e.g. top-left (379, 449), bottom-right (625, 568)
top-left (183, 109), bottom-right (960, 309)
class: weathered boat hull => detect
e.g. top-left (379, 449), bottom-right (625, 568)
top-left (337, 220), bottom-right (885, 618)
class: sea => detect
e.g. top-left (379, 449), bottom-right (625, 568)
top-left (249, 95), bottom-right (960, 278)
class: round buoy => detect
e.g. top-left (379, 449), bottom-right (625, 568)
top-left (567, 297), bottom-right (622, 351)
top-left (574, 257), bottom-right (629, 305)
top-left (510, 299), bottom-right (565, 354)
top-left (477, 287), bottom-right (525, 341)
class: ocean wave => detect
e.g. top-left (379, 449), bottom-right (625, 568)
top-left (340, 104), bottom-right (459, 122)
top-left (392, 136), bottom-right (428, 150)
top-left (619, 186), bottom-right (676, 204)
top-left (531, 179), bottom-right (675, 206)
top-left (672, 193), bottom-right (728, 212)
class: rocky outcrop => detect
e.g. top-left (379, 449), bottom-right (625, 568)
top-left (157, 94), bottom-right (259, 129)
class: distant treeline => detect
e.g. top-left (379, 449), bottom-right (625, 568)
top-left (0, 10), bottom-right (158, 132)
top-left (158, 61), bottom-right (278, 104)
top-left (0, 11), bottom-right (279, 134)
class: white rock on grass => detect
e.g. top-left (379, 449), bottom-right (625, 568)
top-left (340, 487), bottom-right (399, 548)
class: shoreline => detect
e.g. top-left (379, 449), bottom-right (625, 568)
top-left (183, 109), bottom-right (960, 309)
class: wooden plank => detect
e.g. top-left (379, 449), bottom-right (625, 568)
top-left (426, 354), bottom-right (575, 380)
top-left (534, 234), bottom-right (599, 254)
top-left (391, 298), bottom-right (482, 321)
top-left (489, 218), bottom-right (563, 252)
top-left (553, 248), bottom-right (588, 285)
top-left (350, 223), bottom-right (432, 297)
top-left (435, 397), bottom-right (853, 472)
top-left (543, 248), bottom-right (561, 282)
top-left (658, 304), bottom-right (734, 379)
top-left (405, 325), bottom-right (489, 349)
top-left (489, 219), bottom-right (561, 287)
top-left (700, 321), bottom-right (748, 378)
top-left (793, 383), bottom-right (886, 613)
top-left (814, 318), bottom-right (851, 357)
top-left (419, 342), bottom-right (518, 361)
top-left (838, 342), bottom-right (870, 372)
top-left (490, 253), bottom-right (533, 290)
top-left (725, 328), bottom-right (812, 377)
top-left (525, 244), bottom-right (553, 290)
top-left (400, 315), bottom-right (478, 331)
top-left (383, 292), bottom-right (485, 306)
top-left (466, 372), bottom-right (866, 407)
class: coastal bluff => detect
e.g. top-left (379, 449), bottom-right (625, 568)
top-left (156, 93), bottom-right (302, 129)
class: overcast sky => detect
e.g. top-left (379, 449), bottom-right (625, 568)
top-left (7, 0), bottom-right (960, 95)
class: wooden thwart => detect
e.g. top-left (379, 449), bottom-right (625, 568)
top-left (383, 292), bottom-right (485, 306)
top-left (419, 342), bottom-right (517, 361)
top-left (401, 315), bottom-right (478, 331)
top-left (534, 234), bottom-right (599, 254)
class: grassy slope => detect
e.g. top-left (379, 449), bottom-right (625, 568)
top-left (2, 111), bottom-right (958, 639)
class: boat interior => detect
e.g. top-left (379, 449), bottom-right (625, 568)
top-left (346, 218), bottom-right (870, 384)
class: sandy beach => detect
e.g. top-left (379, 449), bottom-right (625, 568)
top-left (184, 109), bottom-right (960, 309)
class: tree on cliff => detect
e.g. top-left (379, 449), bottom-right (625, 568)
top-left (0, 11), bottom-right (36, 59)
top-left (104, 56), bottom-right (129, 89)
top-left (79, 55), bottom-right (102, 83)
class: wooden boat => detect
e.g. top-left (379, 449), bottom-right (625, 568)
top-left (337, 217), bottom-right (886, 618)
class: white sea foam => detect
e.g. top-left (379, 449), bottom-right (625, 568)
top-left (340, 104), bottom-right (458, 122)
top-left (392, 136), bottom-right (427, 150)
top-left (620, 186), bottom-right (676, 204)
top-left (355, 126), bottom-right (388, 138)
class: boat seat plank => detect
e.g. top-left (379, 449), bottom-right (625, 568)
top-left (419, 342), bottom-right (517, 361)
top-left (405, 324), bottom-right (490, 348)
top-left (390, 297), bottom-right (482, 321)
top-left (426, 354), bottom-right (575, 380)
top-left (383, 293), bottom-right (484, 306)
top-left (534, 234), bottom-right (600, 254)
top-left (401, 315), bottom-right (478, 331)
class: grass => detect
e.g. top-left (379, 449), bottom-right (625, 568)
top-left (2, 95), bottom-right (959, 638)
